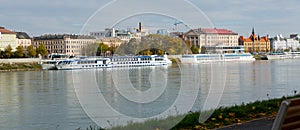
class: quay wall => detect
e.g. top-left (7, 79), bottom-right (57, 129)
top-left (0, 58), bottom-right (41, 63)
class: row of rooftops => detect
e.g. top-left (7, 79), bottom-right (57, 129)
top-left (2, 26), bottom-right (299, 42)
top-left (239, 35), bottom-right (269, 42)
top-left (190, 28), bottom-right (238, 35)
top-left (33, 34), bottom-right (96, 40)
top-left (0, 26), bottom-right (17, 34)
top-left (269, 34), bottom-right (300, 41)
top-left (0, 27), bottom-right (95, 40)
top-left (0, 27), bottom-right (31, 39)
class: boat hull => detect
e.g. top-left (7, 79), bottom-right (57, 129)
top-left (40, 60), bottom-right (59, 70)
top-left (180, 53), bottom-right (255, 63)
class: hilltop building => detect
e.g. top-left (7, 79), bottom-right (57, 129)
top-left (90, 28), bottom-right (116, 38)
top-left (0, 27), bottom-right (17, 51)
top-left (33, 34), bottom-right (96, 56)
top-left (91, 28), bottom-right (145, 43)
top-left (184, 28), bottom-right (239, 48)
top-left (100, 37), bottom-right (123, 47)
top-left (90, 22), bottom-right (149, 44)
top-left (238, 28), bottom-right (270, 53)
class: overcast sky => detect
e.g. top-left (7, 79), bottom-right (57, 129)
top-left (1, 0), bottom-right (299, 37)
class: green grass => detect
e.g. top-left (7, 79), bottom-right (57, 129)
top-left (104, 94), bottom-right (300, 130)
top-left (0, 63), bottom-right (41, 71)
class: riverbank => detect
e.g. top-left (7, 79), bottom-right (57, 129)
top-left (0, 63), bottom-right (41, 71)
top-left (106, 94), bottom-right (300, 130)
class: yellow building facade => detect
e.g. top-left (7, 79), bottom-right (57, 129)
top-left (239, 28), bottom-right (271, 53)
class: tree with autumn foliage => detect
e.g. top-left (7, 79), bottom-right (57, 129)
top-left (14, 46), bottom-right (24, 58)
top-left (27, 45), bottom-right (36, 58)
top-left (4, 45), bottom-right (13, 58)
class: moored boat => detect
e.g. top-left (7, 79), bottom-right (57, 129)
top-left (41, 60), bottom-right (60, 70)
top-left (181, 53), bottom-right (255, 63)
top-left (55, 55), bottom-right (172, 70)
top-left (180, 45), bottom-right (255, 63)
top-left (284, 51), bottom-right (300, 59)
top-left (267, 52), bottom-right (293, 60)
top-left (40, 53), bottom-right (69, 70)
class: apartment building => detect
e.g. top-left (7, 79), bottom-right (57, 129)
top-left (0, 27), bottom-right (17, 51)
top-left (16, 32), bottom-right (32, 50)
top-left (184, 28), bottom-right (239, 48)
top-left (33, 34), bottom-right (96, 56)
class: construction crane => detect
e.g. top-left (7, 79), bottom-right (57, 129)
top-left (173, 21), bottom-right (187, 31)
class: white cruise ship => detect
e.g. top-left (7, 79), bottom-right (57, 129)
top-left (266, 52), bottom-right (291, 60)
top-left (55, 55), bottom-right (172, 70)
top-left (40, 53), bottom-right (69, 70)
top-left (180, 45), bottom-right (255, 63)
top-left (181, 53), bottom-right (255, 63)
top-left (267, 52), bottom-right (300, 60)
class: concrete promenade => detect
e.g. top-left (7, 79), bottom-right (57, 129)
top-left (218, 116), bottom-right (275, 130)
top-left (0, 58), bottom-right (41, 63)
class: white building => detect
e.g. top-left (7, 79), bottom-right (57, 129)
top-left (270, 34), bottom-right (300, 51)
top-left (90, 28), bottom-right (116, 38)
top-left (16, 32), bottom-right (32, 50)
top-left (184, 28), bottom-right (239, 48)
top-left (90, 23), bottom-right (150, 44)
top-left (91, 28), bottom-right (145, 43)
top-left (286, 38), bottom-right (300, 50)
top-left (100, 37), bottom-right (123, 47)
top-left (0, 27), bottom-right (17, 51)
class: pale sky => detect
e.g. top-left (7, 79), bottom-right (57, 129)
top-left (1, 0), bottom-right (299, 37)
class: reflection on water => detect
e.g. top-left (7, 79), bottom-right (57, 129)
top-left (96, 66), bottom-right (179, 118)
top-left (0, 59), bottom-right (300, 129)
top-left (0, 71), bottom-right (95, 129)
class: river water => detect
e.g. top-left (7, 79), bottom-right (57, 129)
top-left (0, 59), bottom-right (299, 129)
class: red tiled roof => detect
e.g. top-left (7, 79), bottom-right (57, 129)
top-left (244, 38), bottom-right (253, 42)
top-left (243, 35), bottom-right (269, 42)
top-left (201, 28), bottom-right (237, 34)
top-left (0, 27), bottom-right (16, 34)
top-left (260, 36), bottom-right (269, 42)
top-left (191, 28), bottom-right (238, 35)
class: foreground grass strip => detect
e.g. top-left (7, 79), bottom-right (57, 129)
top-left (104, 94), bottom-right (300, 130)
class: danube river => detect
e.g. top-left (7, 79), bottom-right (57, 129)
top-left (0, 59), bottom-right (300, 129)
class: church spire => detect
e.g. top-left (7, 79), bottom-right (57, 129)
top-left (252, 27), bottom-right (255, 35)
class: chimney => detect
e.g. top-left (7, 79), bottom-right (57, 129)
top-left (112, 28), bottom-right (116, 37)
top-left (139, 22), bottom-right (142, 32)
